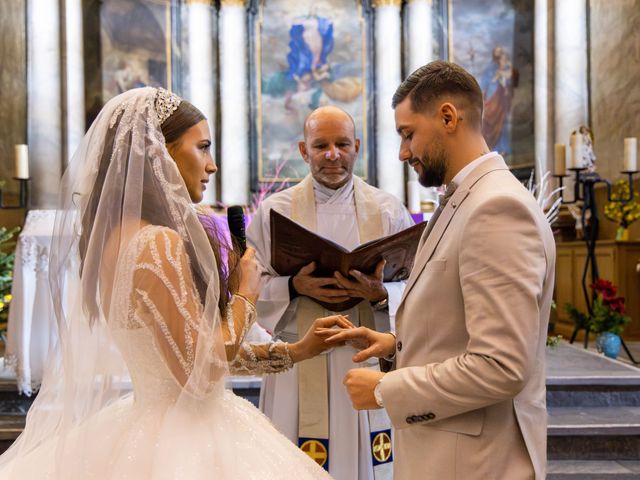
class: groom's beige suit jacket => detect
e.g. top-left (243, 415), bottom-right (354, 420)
top-left (379, 155), bottom-right (555, 480)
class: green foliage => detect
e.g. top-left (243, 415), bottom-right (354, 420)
top-left (564, 279), bottom-right (631, 336)
top-left (589, 296), bottom-right (630, 336)
top-left (0, 226), bottom-right (19, 335)
top-left (546, 335), bottom-right (563, 349)
top-left (565, 303), bottom-right (589, 329)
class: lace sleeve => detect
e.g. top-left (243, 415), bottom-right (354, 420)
top-left (225, 295), bottom-right (293, 375)
top-left (129, 226), bottom-right (206, 384)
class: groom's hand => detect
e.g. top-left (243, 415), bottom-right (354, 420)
top-left (344, 369), bottom-right (384, 410)
top-left (317, 327), bottom-right (396, 363)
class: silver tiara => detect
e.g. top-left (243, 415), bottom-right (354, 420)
top-left (154, 88), bottom-right (182, 125)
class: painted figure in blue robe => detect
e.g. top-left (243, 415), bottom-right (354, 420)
top-left (262, 15), bottom-right (361, 112)
top-left (480, 47), bottom-right (518, 155)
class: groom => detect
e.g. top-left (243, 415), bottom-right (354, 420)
top-left (323, 61), bottom-right (555, 479)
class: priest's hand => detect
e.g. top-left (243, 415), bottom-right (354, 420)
top-left (292, 262), bottom-right (350, 304)
top-left (333, 259), bottom-right (387, 303)
top-left (343, 369), bottom-right (384, 410)
top-left (289, 315), bottom-right (355, 363)
top-left (318, 326), bottom-right (396, 362)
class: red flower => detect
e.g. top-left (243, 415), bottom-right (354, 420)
top-left (590, 279), bottom-right (617, 299)
top-left (604, 296), bottom-right (626, 315)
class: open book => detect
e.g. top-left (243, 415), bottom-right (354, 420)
top-left (270, 209), bottom-right (427, 311)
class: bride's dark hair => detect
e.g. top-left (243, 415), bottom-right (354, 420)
top-left (79, 96), bottom-right (237, 322)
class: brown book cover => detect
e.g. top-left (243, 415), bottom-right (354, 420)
top-left (270, 209), bottom-right (427, 311)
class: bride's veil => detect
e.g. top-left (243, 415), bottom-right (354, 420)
top-left (0, 87), bottom-right (228, 477)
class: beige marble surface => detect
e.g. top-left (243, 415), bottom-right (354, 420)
top-left (0, 1), bottom-right (27, 197)
top-left (590, 0), bottom-right (640, 181)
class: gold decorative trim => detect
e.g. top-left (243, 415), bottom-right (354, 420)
top-left (185, 0), bottom-right (213, 5)
top-left (221, 0), bottom-right (247, 6)
top-left (406, 0), bottom-right (432, 4)
top-left (372, 0), bottom-right (402, 7)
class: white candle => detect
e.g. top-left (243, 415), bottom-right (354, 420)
top-left (407, 180), bottom-right (421, 214)
top-left (624, 137), bottom-right (638, 172)
top-left (570, 132), bottom-right (583, 168)
top-left (14, 144), bottom-right (29, 179)
top-left (554, 143), bottom-right (566, 175)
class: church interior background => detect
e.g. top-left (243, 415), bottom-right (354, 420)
top-left (0, 0), bottom-right (639, 477)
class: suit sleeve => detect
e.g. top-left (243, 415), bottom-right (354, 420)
top-left (380, 194), bottom-right (547, 428)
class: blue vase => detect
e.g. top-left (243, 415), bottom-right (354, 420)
top-left (596, 332), bottom-right (622, 359)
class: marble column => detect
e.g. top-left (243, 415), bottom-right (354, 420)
top-left (534, 0), bottom-right (550, 177)
top-left (554, 0), bottom-right (588, 200)
top-left (374, 0), bottom-right (404, 201)
top-left (405, 0), bottom-right (432, 73)
top-left (219, 0), bottom-right (249, 206)
top-left (187, 0), bottom-right (217, 204)
top-left (64, 0), bottom-right (85, 167)
top-left (28, 0), bottom-right (62, 208)
top-left (405, 0), bottom-right (436, 209)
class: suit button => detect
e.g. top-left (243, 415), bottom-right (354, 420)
top-left (397, 341), bottom-right (403, 352)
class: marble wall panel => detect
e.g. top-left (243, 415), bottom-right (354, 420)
top-left (589, 0), bottom-right (640, 182)
top-left (0, 1), bottom-right (27, 197)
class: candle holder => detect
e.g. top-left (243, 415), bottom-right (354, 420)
top-left (553, 168), bottom-right (639, 362)
top-left (0, 178), bottom-right (30, 209)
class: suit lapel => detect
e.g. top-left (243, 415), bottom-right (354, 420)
top-left (397, 155), bottom-right (510, 308)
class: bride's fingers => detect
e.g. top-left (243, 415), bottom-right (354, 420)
top-left (323, 327), bottom-right (366, 344)
top-left (314, 328), bottom-right (346, 338)
top-left (339, 315), bottom-right (356, 329)
top-left (314, 315), bottom-right (355, 330)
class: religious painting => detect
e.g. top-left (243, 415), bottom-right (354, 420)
top-left (251, 0), bottom-right (371, 185)
top-left (83, 0), bottom-right (182, 125)
top-left (100, 0), bottom-right (173, 100)
top-left (448, 0), bottom-right (535, 175)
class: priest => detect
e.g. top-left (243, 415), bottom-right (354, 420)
top-left (247, 105), bottom-right (413, 480)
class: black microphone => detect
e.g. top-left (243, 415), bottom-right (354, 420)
top-left (227, 205), bottom-right (247, 255)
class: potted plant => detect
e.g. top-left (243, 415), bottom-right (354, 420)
top-left (0, 226), bottom-right (19, 342)
top-left (566, 279), bottom-right (631, 359)
top-left (604, 179), bottom-right (640, 241)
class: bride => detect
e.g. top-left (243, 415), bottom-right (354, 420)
top-left (0, 87), bottom-right (352, 478)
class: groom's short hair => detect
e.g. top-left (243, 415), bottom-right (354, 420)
top-left (392, 60), bottom-right (484, 130)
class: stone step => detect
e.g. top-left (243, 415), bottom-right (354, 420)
top-left (547, 460), bottom-right (640, 479)
top-left (548, 406), bottom-right (640, 460)
top-left (547, 384), bottom-right (640, 408)
top-left (546, 343), bottom-right (640, 409)
top-left (0, 414), bottom-right (25, 455)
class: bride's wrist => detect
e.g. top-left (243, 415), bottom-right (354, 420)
top-left (234, 291), bottom-right (258, 308)
top-left (288, 342), bottom-right (305, 364)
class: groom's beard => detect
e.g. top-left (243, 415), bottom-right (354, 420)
top-left (415, 147), bottom-right (448, 188)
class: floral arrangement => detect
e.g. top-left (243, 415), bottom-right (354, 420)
top-left (0, 226), bottom-right (19, 337)
top-left (604, 180), bottom-right (640, 232)
top-left (565, 279), bottom-right (630, 336)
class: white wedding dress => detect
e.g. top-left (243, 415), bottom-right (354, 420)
top-left (0, 88), bottom-right (331, 479)
top-left (0, 226), bottom-right (330, 479)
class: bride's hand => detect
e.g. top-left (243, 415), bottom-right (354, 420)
top-left (237, 248), bottom-right (260, 305)
top-left (289, 315), bottom-right (355, 363)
